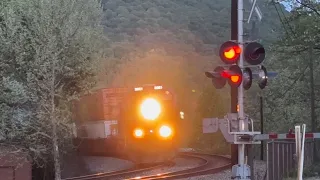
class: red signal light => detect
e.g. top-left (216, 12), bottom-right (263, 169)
top-left (219, 41), bottom-right (241, 64)
top-left (230, 75), bottom-right (240, 83)
top-left (205, 65), bottom-right (243, 89)
top-left (223, 46), bottom-right (241, 60)
top-left (219, 69), bottom-right (242, 86)
top-left (220, 70), bottom-right (230, 78)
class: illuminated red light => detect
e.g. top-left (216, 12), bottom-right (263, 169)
top-left (220, 71), bottom-right (230, 78)
top-left (223, 46), bottom-right (241, 60)
top-left (230, 75), bottom-right (240, 83)
top-left (220, 71), bottom-right (241, 84)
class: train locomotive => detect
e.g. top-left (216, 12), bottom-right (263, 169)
top-left (72, 84), bottom-right (181, 164)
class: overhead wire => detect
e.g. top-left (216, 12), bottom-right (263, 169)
top-left (266, 0), bottom-right (309, 118)
top-left (272, 1), bottom-right (291, 39)
top-left (278, 2), bottom-right (297, 37)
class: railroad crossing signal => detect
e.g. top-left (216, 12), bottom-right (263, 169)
top-left (219, 41), bottom-right (241, 64)
top-left (244, 42), bottom-right (265, 65)
top-left (205, 65), bottom-right (242, 89)
top-left (205, 40), bottom-right (268, 90)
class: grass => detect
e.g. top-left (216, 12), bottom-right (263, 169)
top-left (284, 162), bottom-right (320, 179)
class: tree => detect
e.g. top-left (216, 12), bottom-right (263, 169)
top-left (191, 83), bottom-right (229, 154)
top-left (0, 0), bottom-right (106, 179)
top-left (261, 1), bottom-right (320, 132)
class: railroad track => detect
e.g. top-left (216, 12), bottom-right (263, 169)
top-left (126, 152), bottom-right (231, 180)
top-left (63, 152), bottom-right (230, 180)
top-left (62, 162), bottom-right (169, 180)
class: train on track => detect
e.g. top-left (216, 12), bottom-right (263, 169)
top-left (72, 84), bottom-right (182, 164)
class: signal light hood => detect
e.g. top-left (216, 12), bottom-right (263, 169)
top-left (258, 65), bottom-right (268, 89)
top-left (243, 67), bottom-right (253, 90)
top-left (244, 42), bottom-right (265, 65)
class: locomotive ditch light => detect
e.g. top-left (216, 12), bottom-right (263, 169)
top-left (244, 42), bottom-right (265, 65)
top-left (258, 65), bottom-right (268, 89)
top-left (219, 41), bottom-right (241, 64)
top-left (243, 67), bottom-right (253, 90)
top-left (134, 128), bottom-right (144, 138)
top-left (140, 98), bottom-right (161, 120)
top-left (159, 125), bottom-right (172, 138)
top-left (205, 66), bottom-right (227, 89)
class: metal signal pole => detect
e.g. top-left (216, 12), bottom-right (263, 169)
top-left (230, 0), bottom-right (239, 167)
top-left (238, 0), bottom-right (246, 165)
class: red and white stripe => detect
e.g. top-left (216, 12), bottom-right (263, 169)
top-left (254, 133), bottom-right (320, 141)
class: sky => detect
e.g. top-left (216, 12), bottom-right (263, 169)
top-left (281, 2), bottom-right (292, 11)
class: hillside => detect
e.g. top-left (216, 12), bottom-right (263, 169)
top-left (97, 0), bottom-right (284, 148)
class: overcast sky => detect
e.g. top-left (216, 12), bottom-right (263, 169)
top-left (281, 2), bottom-right (292, 11)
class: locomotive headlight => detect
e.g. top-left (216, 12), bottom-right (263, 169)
top-left (133, 128), bottom-right (144, 138)
top-left (140, 98), bottom-right (161, 120)
top-left (159, 125), bottom-right (172, 138)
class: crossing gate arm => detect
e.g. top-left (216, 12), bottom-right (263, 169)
top-left (253, 132), bottom-right (320, 141)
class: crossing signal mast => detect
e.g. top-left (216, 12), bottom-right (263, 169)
top-left (204, 0), bottom-right (274, 179)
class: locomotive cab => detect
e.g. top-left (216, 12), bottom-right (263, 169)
top-left (118, 85), bottom-right (180, 163)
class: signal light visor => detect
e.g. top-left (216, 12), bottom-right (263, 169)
top-left (258, 65), bottom-right (268, 89)
top-left (243, 67), bottom-right (253, 90)
top-left (244, 42), bottom-right (265, 65)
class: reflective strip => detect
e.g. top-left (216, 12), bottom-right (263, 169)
top-left (255, 133), bottom-right (320, 140)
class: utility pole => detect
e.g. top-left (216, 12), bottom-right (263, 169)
top-left (260, 96), bottom-right (264, 160)
top-left (309, 46), bottom-right (317, 160)
top-left (231, 0), bottom-right (239, 167)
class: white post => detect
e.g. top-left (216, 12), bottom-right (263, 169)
top-left (298, 124), bottom-right (306, 180)
top-left (295, 125), bottom-right (301, 180)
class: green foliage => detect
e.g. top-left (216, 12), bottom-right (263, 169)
top-left (0, 0), bottom-right (299, 176)
top-left (97, 0), bottom-right (283, 149)
top-left (190, 83), bottom-right (230, 154)
top-left (100, 0), bottom-right (281, 53)
top-left (253, 1), bottom-right (320, 132)
top-left (0, 0), bottom-right (106, 171)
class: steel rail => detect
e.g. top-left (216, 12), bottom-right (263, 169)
top-left (62, 162), bottom-right (168, 180)
top-left (126, 152), bottom-right (231, 180)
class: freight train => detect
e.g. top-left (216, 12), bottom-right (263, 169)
top-left (72, 84), bottom-right (182, 164)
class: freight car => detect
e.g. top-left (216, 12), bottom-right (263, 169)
top-left (72, 84), bottom-right (182, 164)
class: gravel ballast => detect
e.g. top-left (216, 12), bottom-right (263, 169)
top-left (61, 154), bottom-right (134, 179)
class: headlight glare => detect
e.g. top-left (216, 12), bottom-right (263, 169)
top-left (159, 125), bottom-right (172, 138)
top-left (140, 98), bottom-right (161, 120)
top-left (134, 128), bottom-right (144, 138)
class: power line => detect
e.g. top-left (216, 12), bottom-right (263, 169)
top-left (272, 1), bottom-right (291, 39)
top-left (277, 3), bottom-right (297, 37)
top-left (269, 0), bottom-right (307, 98)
